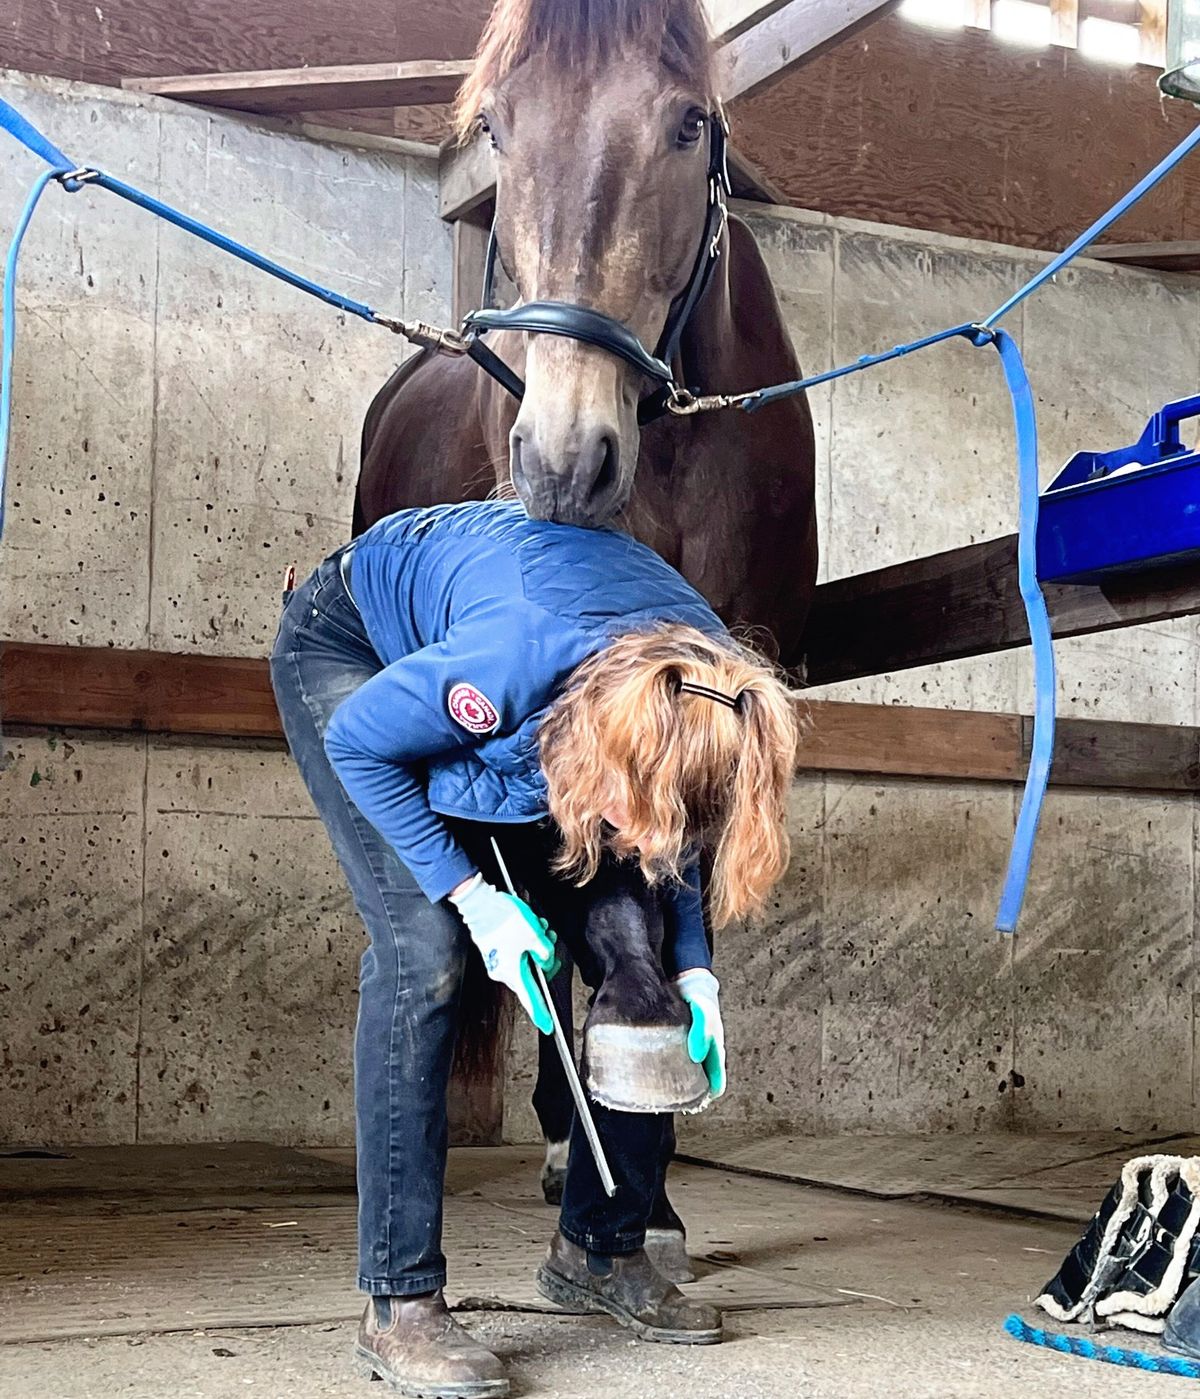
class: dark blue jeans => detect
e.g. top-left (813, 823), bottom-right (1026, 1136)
top-left (270, 552), bottom-right (672, 1296)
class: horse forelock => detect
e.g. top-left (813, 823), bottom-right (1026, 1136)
top-left (455, 0), bottom-right (717, 138)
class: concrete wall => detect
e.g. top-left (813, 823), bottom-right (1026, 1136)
top-left (0, 72), bottom-right (449, 1145)
top-left (3, 71), bottom-right (1199, 1147)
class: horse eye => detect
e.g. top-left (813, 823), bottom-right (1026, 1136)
top-left (477, 113), bottom-right (498, 150)
top-left (677, 111), bottom-right (706, 146)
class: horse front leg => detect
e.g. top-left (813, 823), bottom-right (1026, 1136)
top-left (531, 945), bottom-right (576, 1204)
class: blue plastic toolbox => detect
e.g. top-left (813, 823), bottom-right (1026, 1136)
top-left (1037, 395), bottom-right (1200, 583)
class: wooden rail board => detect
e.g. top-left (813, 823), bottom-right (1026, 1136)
top-left (1088, 241), bottom-right (1200, 273)
top-left (804, 536), bottom-right (1200, 685)
top-left (124, 60), bottom-right (471, 114)
top-left (1, 643), bottom-right (280, 740)
top-left (5, 642), bottom-right (1200, 793)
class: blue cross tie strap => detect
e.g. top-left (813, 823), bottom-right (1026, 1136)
top-left (0, 93), bottom-right (435, 544)
top-left (0, 96), bottom-right (76, 175)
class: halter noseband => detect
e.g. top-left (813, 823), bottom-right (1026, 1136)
top-left (460, 111), bottom-right (731, 426)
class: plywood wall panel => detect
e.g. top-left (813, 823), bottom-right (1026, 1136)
top-left (0, 0), bottom-right (489, 85)
top-left (733, 14), bottom-right (1199, 251)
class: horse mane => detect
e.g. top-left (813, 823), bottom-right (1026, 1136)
top-left (455, 0), bottom-right (717, 139)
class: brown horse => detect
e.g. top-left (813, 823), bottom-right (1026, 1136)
top-left (355, 0), bottom-right (817, 665)
top-left (354, 0), bottom-right (817, 1214)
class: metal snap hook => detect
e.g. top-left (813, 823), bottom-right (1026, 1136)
top-left (666, 387), bottom-right (701, 416)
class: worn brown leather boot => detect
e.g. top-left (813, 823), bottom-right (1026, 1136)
top-left (354, 1291), bottom-right (509, 1397)
top-left (536, 1231), bottom-right (722, 1344)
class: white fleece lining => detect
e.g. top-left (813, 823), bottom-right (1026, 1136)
top-left (1103, 1311), bottom-right (1166, 1334)
top-left (1035, 1155), bottom-right (1200, 1326)
top-left (1096, 1158), bottom-right (1200, 1321)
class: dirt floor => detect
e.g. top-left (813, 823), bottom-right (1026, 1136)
top-left (2, 1136), bottom-right (1198, 1398)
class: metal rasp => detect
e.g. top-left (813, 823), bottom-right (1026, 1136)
top-left (489, 836), bottom-right (617, 1198)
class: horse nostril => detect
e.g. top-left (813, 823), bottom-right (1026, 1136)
top-left (587, 434), bottom-right (619, 505)
top-left (509, 433), bottom-right (528, 494)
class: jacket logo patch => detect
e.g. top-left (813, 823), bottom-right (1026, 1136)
top-left (448, 682), bottom-right (500, 735)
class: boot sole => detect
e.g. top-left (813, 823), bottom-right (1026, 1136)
top-left (535, 1266), bottom-right (722, 1345)
top-left (353, 1347), bottom-right (510, 1398)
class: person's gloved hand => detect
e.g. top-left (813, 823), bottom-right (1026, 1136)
top-left (450, 875), bottom-right (557, 1034)
top-left (674, 968), bottom-right (726, 1099)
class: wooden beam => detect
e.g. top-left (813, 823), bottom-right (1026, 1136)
top-left (1088, 241), bottom-right (1200, 273)
top-left (452, 213), bottom-right (491, 323)
top-left (799, 700), bottom-right (1200, 791)
top-left (5, 642), bottom-right (1200, 794)
top-left (703, 0), bottom-right (797, 40)
top-left (801, 702), bottom-right (1021, 783)
top-left (721, 0), bottom-right (902, 102)
top-left (124, 60), bottom-right (471, 115)
top-left (804, 535), bottom-right (1200, 686)
top-left (1, 643), bottom-right (280, 740)
top-left (1050, 0), bottom-right (1080, 47)
top-left (1138, 0), bottom-right (1168, 66)
top-left (439, 135), bottom-right (496, 223)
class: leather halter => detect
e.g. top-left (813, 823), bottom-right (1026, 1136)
top-left (460, 111), bottom-right (731, 426)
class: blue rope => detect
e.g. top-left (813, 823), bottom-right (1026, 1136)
top-left (89, 171), bottom-right (381, 323)
top-left (983, 122), bottom-right (1200, 330)
top-left (0, 98), bottom-right (74, 174)
top-left (0, 96), bottom-right (399, 548)
top-left (0, 169), bottom-right (59, 541)
top-left (989, 330), bottom-right (1054, 933)
top-left (1004, 1313), bottom-right (1200, 1379)
top-left (745, 322), bottom-right (979, 411)
top-left (0, 97), bottom-right (389, 324)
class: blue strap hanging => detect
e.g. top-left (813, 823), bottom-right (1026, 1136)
top-left (1, 170), bottom-right (61, 540)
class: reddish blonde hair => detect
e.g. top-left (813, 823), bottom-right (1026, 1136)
top-left (454, 0), bottom-right (717, 140)
top-left (539, 625), bottom-right (802, 927)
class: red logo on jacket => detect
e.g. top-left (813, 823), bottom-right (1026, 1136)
top-left (447, 682), bottom-right (500, 735)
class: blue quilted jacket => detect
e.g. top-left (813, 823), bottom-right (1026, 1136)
top-left (323, 501), bottom-right (727, 971)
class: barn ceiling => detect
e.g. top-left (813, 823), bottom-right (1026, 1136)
top-left (2, 0), bottom-right (1196, 251)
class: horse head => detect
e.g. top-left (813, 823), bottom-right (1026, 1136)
top-left (459, 0), bottom-right (721, 527)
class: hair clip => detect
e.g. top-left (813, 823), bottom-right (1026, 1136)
top-left (679, 680), bottom-right (743, 711)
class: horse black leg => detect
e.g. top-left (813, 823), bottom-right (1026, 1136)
top-left (532, 946), bottom-right (576, 1205)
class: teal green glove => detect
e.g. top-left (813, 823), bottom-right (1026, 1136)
top-left (450, 875), bottom-right (558, 1034)
top-left (674, 968), bottom-right (726, 1099)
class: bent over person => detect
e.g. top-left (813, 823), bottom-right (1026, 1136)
top-left (270, 500), bottom-right (801, 1397)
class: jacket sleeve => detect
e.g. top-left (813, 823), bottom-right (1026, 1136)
top-left (322, 599), bottom-right (567, 903)
top-left (662, 861), bottom-right (713, 977)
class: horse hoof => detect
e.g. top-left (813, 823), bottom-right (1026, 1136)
top-left (645, 1227), bottom-right (696, 1285)
top-left (584, 1023), bottom-right (710, 1114)
top-left (541, 1167), bottom-right (566, 1205)
top-left (540, 1139), bottom-right (569, 1206)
